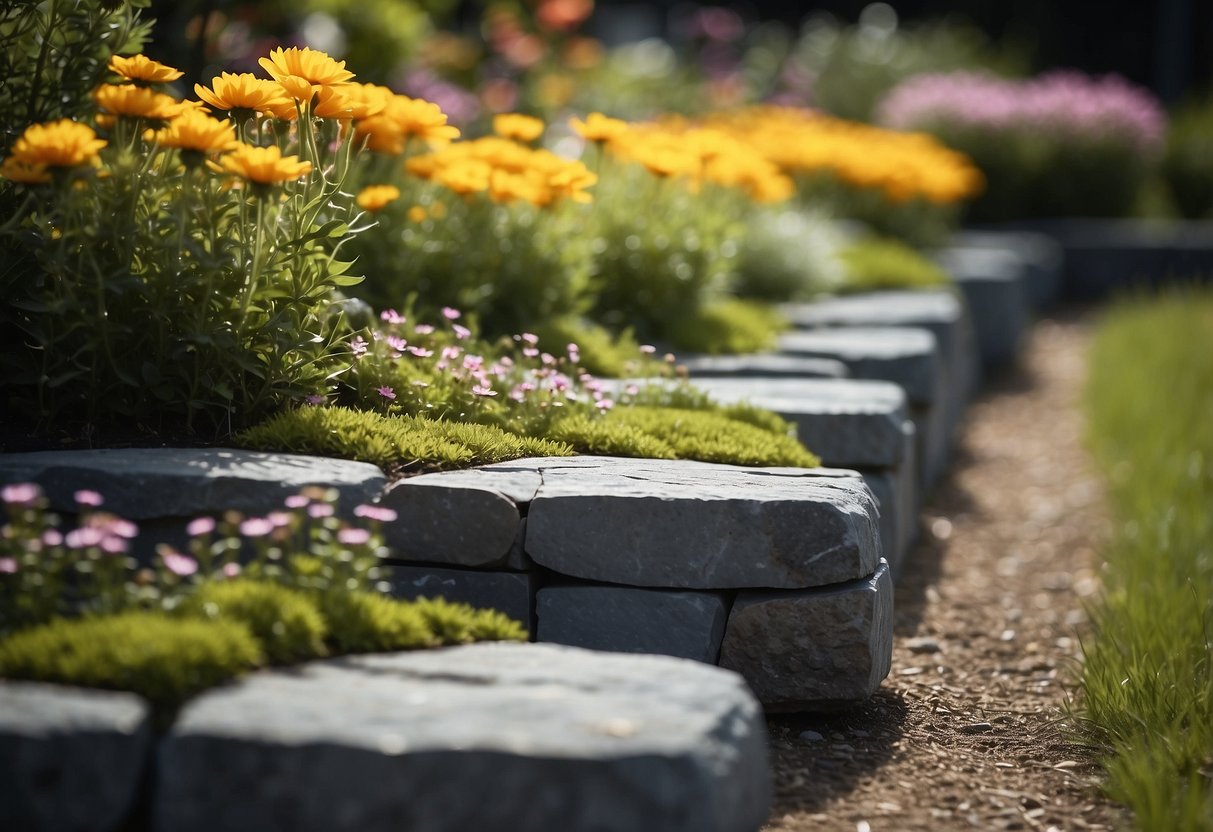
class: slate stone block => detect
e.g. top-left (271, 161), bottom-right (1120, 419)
top-left (677, 353), bottom-right (850, 379)
top-left (537, 585), bottom-right (730, 663)
top-left (155, 643), bottom-right (771, 832)
top-left (719, 561), bottom-right (893, 711)
top-left (935, 248), bottom-right (1029, 370)
top-left (859, 471), bottom-right (901, 577)
top-left (0, 682), bottom-right (151, 832)
top-left (946, 230), bottom-right (1063, 309)
top-left (777, 326), bottom-right (942, 406)
top-left (382, 564), bottom-right (536, 633)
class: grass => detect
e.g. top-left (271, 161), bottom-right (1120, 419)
top-left (1081, 289), bottom-right (1213, 830)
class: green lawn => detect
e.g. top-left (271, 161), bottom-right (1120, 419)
top-left (1081, 289), bottom-right (1213, 830)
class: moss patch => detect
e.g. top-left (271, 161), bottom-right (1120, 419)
top-left (178, 580), bottom-right (328, 665)
top-left (667, 299), bottom-right (786, 355)
top-left (837, 236), bottom-right (949, 293)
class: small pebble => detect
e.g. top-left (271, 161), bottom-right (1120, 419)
top-left (800, 730), bottom-right (824, 742)
top-left (960, 722), bottom-right (994, 734)
top-left (907, 636), bottom-right (943, 654)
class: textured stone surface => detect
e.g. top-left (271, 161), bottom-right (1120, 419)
top-left (383, 565), bottom-right (536, 632)
top-left (0, 448), bottom-right (385, 519)
top-left (379, 469), bottom-right (535, 566)
top-left (537, 585), bottom-right (730, 663)
top-left (946, 230), bottom-right (1063, 309)
top-left (520, 457), bottom-right (881, 589)
top-left (719, 561), bottom-right (893, 711)
top-left (0, 682), bottom-right (151, 831)
top-left (677, 353), bottom-right (850, 380)
top-left (935, 247), bottom-right (1029, 370)
top-left (155, 643), bottom-right (771, 832)
top-left (859, 471), bottom-right (900, 576)
top-left (778, 326), bottom-right (942, 407)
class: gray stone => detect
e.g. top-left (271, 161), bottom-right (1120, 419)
top-left (859, 471), bottom-right (900, 577)
top-left (719, 561), bottom-right (893, 711)
top-left (383, 565), bottom-right (536, 633)
top-left (0, 448), bottom-right (386, 520)
top-left (537, 585), bottom-right (730, 663)
top-left (520, 456), bottom-right (881, 590)
top-left (777, 326), bottom-right (942, 406)
top-left (935, 247), bottom-right (1029, 370)
top-left (155, 643), bottom-right (771, 832)
top-left (676, 353), bottom-right (850, 380)
top-left (946, 230), bottom-right (1062, 309)
top-left (379, 469), bottom-right (535, 566)
top-left (0, 682), bottom-right (151, 832)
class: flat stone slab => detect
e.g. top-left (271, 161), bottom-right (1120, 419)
top-left (947, 230), bottom-right (1062, 309)
top-left (777, 326), bottom-right (942, 406)
top-left (383, 564), bottom-right (535, 633)
top-left (0, 682), bottom-right (151, 831)
top-left (0, 448), bottom-right (386, 519)
top-left (719, 561), bottom-right (893, 711)
top-left (935, 248), bottom-right (1028, 370)
top-left (519, 457), bottom-right (881, 589)
top-left (537, 585), bottom-right (730, 663)
top-left (676, 353), bottom-right (850, 379)
top-left (155, 643), bottom-right (771, 832)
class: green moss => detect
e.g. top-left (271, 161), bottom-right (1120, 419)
top-left (532, 316), bottom-right (661, 378)
top-left (0, 612), bottom-right (261, 706)
top-left (607, 407), bottom-right (820, 468)
top-left (836, 237), bottom-right (949, 294)
top-left (413, 597), bottom-right (528, 644)
top-left (317, 590), bottom-right (526, 654)
top-left (178, 580), bottom-right (328, 665)
top-left (423, 419), bottom-right (573, 462)
top-left (545, 413), bottom-right (679, 460)
top-left (667, 299), bottom-right (785, 355)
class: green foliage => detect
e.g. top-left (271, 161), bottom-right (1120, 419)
top-left (236, 406), bottom-right (573, 471)
top-left (0, 611), bottom-right (261, 705)
top-left (606, 406), bottom-right (820, 468)
top-left (665, 298), bottom-right (785, 355)
top-left (546, 413), bottom-right (678, 460)
top-left (178, 580), bottom-right (328, 665)
top-left (835, 236), bottom-right (950, 294)
top-left (735, 207), bottom-right (846, 301)
top-left (531, 316), bottom-right (661, 378)
top-left (795, 171), bottom-right (960, 249)
top-left (413, 596), bottom-right (528, 644)
top-left (1164, 99), bottom-right (1213, 220)
top-left (1081, 289), bottom-right (1213, 829)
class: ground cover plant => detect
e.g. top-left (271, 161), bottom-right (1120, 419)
top-left (833, 236), bottom-right (951, 294)
top-left (0, 482), bottom-right (526, 709)
top-left (1081, 290), bottom-right (1213, 829)
top-left (1163, 96), bottom-right (1213, 220)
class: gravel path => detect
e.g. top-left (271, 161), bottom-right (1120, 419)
top-left (764, 310), bottom-right (1129, 831)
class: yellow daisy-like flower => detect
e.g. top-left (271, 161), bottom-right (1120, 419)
top-left (355, 184), bottom-right (401, 213)
top-left (493, 113), bottom-right (545, 142)
top-left (258, 47), bottom-right (354, 87)
top-left (108, 54), bottom-right (183, 85)
top-left (93, 84), bottom-right (185, 121)
top-left (218, 143), bottom-right (313, 186)
top-left (570, 112), bottom-right (628, 143)
top-left (154, 110), bottom-right (238, 154)
top-left (312, 84), bottom-right (357, 120)
top-left (343, 83), bottom-right (392, 121)
top-left (0, 157), bottom-right (50, 184)
top-left (194, 73), bottom-right (291, 116)
top-left (10, 119), bottom-right (107, 169)
top-left (276, 75), bottom-right (316, 103)
top-left (406, 205), bottom-right (428, 223)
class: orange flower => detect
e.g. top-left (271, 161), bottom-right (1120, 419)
top-left (93, 84), bottom-right (185, 121)
top-left (0, 157), bottom-right (50, 184)
top-left (258, 47), bottom-right (354, 87)
top-left (355, 184), bottom-right (401, 213)
top-left (406, 205), bottom-right (428, 222)
top-left (10, 119), bottom-right (107, 169)
top-left (493, 113), bottom-right (545, 142)
top-left (312, 85), bottom-right (357, 120)
top-left (195, 73), bottom-right (291, 116)
top-left (108, 54), bottom-right (183, 85)
top-left (355, 95), bottom-right (460, 154)
top-left (570, 112), bottom-right (627, 143)
top-left (154, 110), bottom-right (238, 154)
top-left (343, 83), bottom-right (392, 121)
top-left (218, 143), bottom-right (312, 186)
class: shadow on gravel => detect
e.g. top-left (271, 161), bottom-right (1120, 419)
top-left (765, 689), bottom-right (910, 816)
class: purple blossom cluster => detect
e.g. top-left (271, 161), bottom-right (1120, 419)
top-left (877, 70), bottom-right (1167, 156)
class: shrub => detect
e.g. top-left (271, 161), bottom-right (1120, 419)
top-left (178, 580), bottom-right (328, 665)
top-left (834, 237), bottom-right (950, 294)
top-left (413, 596), bottom-right (528, 644)
top-left (0, 612), bottom-right (261, 706)
top-left (531, 316), bottom-right (660, 378)
top-left (734, 208), bottom-right (847, 302)
top-left (664, 299), bottom-right (785, 355)
top-left (1163, 98), bottom-right (1213, 219)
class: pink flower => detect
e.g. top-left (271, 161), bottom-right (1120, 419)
top-left (414, 324), bottom-right (435, 335)
top-left (41, 529), bottom-right (63, 546)
top-left (452, 324), bottom-right (471, 340)
top-left (377, 386), bottom-right (397, 400)
top-left (284, 494), bottom-right (309, 509)
top-left (386, 335), bottom-right (408, 353)
top-left (350, 336), bottom-right (369, 356)
top-left (1, 483), bottom-right (40, 506)
top-left (472, 385), bottom-right (497, 397)
top-left (520, 332), bottom-right (539, 345)
top-left (0, 558), bottom-right (17, 574)
top-left (161, 550), bottom-right (199, 577)
top-left (308, 503), bottom-right (335, 519)
top-left (99, 535), bottom-right (128, 554)
top-left (499, 355), bottom-right (514, 368)
top-left (380, 308), bottom-right (406, 324)
top-left (595, 398), bottom-right (615, 410)
top-left (65, 527), bottom-right (104, 548)
top-left (102, 517), bottom-right (138, 539)
top-left (223, 562), bottom-right (242, 578)
top-left (187, 516), bottom-right (216, 537)
top-left (441, 345), bottom-right (462, 361)
top-left (74, 490), bottom-right (104, 507)
top-left (625, 384), bottom-right (640, 396)
top-left (522, 347), bottom-right (539, 358)
top-left (354, 504), bottom-right (398, 522)
top-left (462, 354), bottom-right (484, 372)
top-left (337, 527), bottom-right (372, 545)
top-left (442, 306), bottom-right (461, 320)
top-left (639, 344), bottom-right (657, 354)
top-left (268, 511), bottom-right (293, 527)
top-left (407, 346), bottom-right (433, 358)
top-left (304, 394), bottom-right (326, 405)
top-left (567, 343), bottom-right (580, 363)
top-left (239, 517), bottom-right (274, 537)
top-left (540, 352), bottom-right (556, 366)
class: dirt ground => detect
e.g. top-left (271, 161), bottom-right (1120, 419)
top-left (764, 310), bottom-right (1129, 831)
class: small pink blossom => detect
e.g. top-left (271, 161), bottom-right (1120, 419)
top-left (74, 490), bottom-right (104, 507)
top-left (304, 394), bottom-right (326, 405)
top-left (268, 511), bottom-right (293, 527)
top-left (354, 504), bottom-right (398, 522)
top-left (407, 346), bottom-right (434, 358)
top-left (520, 332), bottom-right (539, 345)
top-left (462, 354), bottom-right (484, 372)
top-left (1, 483), bottom-right (40, 506)
top-left (625, 384), bottom-right (640, 396)
top-left (522, 347), bottom-right (539, 358)
top-left (386, 335), bottom-right (407, 353)
top-left (162, 550), bottom-right (199, 577)
top-left (0, 558), bottom-right (17, 574)
top-left (65, 527), bottom-right (104, 549)
top-left (337, 528), bottom-right (372, 545)
top-left (41, 529), bottom-right (63, 546)
top-left (441, 306), bottom-right (461, 320)
top-left (284, 494), bottom-right (309, 509)
top-left (380, 308), bottom-right (406, 324)
top-left (452, 324), bottom-right (471, 340)
top-left (540, 352), bottom-right (556, 366)
top-left (239, 517), bottom-right (274, 537)
top-left (567, 343), bottom-right (580, 363)
top-left (103, 518), bottom-right (139, 539)
top-left (499, 355), bottom-right (514, 368)
top-left (223, 562), bottom-right (242, 578)
top-left (308, 503), bottom-right (335, 519)
top-left (639, 344), bottom-right (657, 354)
top-left (99, 535), bottom-right (128, 554)
top-left (414, 324), bottom-right (435, 335)
top-left (377, 386), bottom-right (397, 400)
top-left (550, 373), bottom-right (571, 392)
top-left (595, 398), bottom-right (616, 410)
top-left (186, 516), bottom-right (216, 537)
top-left (349, 336), bottom-right (369, 356)
top-left (472, 385), bottom-right (497, 397)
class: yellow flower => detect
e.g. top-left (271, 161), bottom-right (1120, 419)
top-left (194, 73), bottom-right (291, 116)
top-left (154, 110), bottom-right (238, 154)
top-left (275, 75), bottom-right (316, 104)
top-left (108, 54), bottom-right (183, 85)
top-left (569, 112), bottom-right (627, 143)
top-left (344, 83), bottom-right (392, 121)
top-left (355, 95), bottom-right (460, 154)
top-left (493, 113), bottom-right (545, 142)
top-left (407, 205), bottom-right (428, 223)
top-left (429, 200), bottom-right (447, 219)
top-left (93, 84), bottom-right (185, 121)
top-left (10, 119), bottom-right (107, 169)
top-left (218, 143), bottom-right (312, 186)
top-left (258, 47), bottom-right (354, 87)
top-left (312, 84), bottom-right (357, 120)
top-left (0, 157), bottom-right (50, 184)
top-left (356, 184), bottom-right (401, 213)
